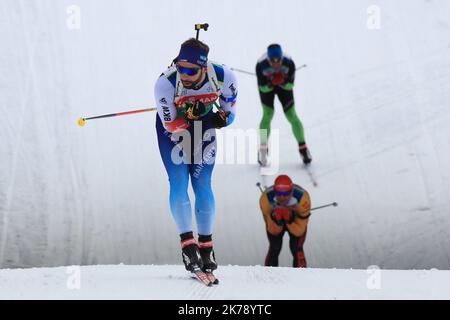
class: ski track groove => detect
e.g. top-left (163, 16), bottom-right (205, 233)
top-left (187, 274), bottom-right (217, 299)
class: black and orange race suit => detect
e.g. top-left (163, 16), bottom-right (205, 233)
top-left (259, 184), bottom-right (311, 267)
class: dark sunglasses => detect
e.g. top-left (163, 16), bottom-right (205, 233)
top-left (270, 57), bottom-right (282, 63)
top-left (176, 65), bottom-right (201, 76)
top-left (275, 190), bottom-right (291, 196)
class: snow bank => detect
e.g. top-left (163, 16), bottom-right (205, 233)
top-left (1, 265), bottom-right (449, 300)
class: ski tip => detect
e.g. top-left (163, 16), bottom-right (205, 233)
top-left (192, 270), bottom-right (214, 287)
top-left (205, 270), bottom-right (219, 285)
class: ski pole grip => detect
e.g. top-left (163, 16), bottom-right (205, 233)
top-left (256, 182), bottom-right (264, 193)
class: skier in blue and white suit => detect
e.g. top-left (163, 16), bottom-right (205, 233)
top-left (154, 38), bottom-right (237, 273)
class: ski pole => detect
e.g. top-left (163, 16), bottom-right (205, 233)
top-left (310, 202), bottom-right (338, 212)
top-left (231, 64), bottom-right (307, 76)
top-left (77, 107), bottom-right (157, 127)
top-left (256, 182), bottom-right (265, 193)
top-left (230, 68), bottom-right (256, 76)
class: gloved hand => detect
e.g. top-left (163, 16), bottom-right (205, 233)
top-left (182, 100), bottom-right (206, 121)
top-left (280, 82), bottom-right (294, 91)
top-left (210, 110), bottom-right (230, 129)
top-left (271, 207), bottom-right (295, 226)
top-left (271, 72), bottom-right (285, 86)
top-left (165, 117), bottom-right (190, 133)
top-left (259, 84), bottom-right (273, 93)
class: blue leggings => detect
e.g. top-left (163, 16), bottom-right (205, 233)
top-left (156, 115), bottom-right (216, 235)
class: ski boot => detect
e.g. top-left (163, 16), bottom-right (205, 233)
top-left (258, 144), bottom-right (269, 167)
top-left (181, 234), bottom-right (214, 286)
top-left (295, 250), bottom-right (307, 268)
top-left (299, 143), bottom-right (312, 165)
top-left (199, 236), bottom-right (219, 284)
top-left (181, 238), bottom-right (203, 272)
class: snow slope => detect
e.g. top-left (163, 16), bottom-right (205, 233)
top-left (1, 0), bottom-right (450, 270)
top-left (1, 265), bottom-right (449, 300)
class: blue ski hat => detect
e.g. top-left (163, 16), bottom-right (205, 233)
top-left (178, 43), bottom-right (208, 67)
top-left (267, 44), bottom-right (283, 60)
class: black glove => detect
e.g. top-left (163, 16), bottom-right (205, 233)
top-left (210, 110), bottom-right (230, 129)
top-left (182, 100), bottom-right (206, 121)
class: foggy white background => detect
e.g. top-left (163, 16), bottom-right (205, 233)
top-left (1, 0), bottom-right (450, 270)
